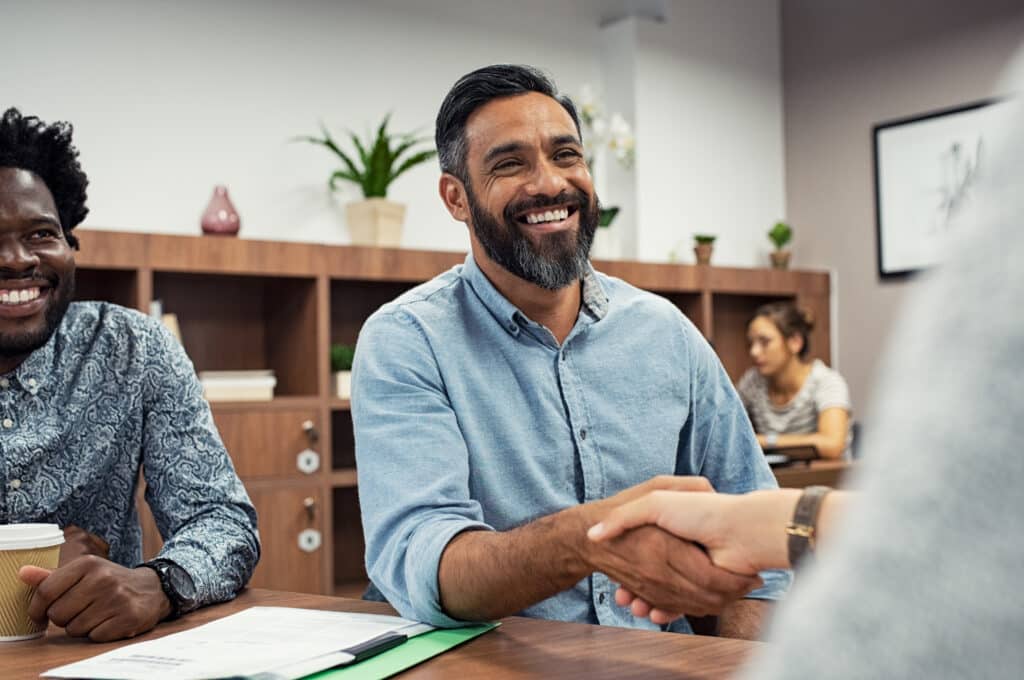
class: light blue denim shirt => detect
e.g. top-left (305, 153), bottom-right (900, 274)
top-left (353, 254), bottom-right (790, 632)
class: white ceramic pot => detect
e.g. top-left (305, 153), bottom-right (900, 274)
top-left (333, 371), bottom-right (352, 399)
top-left (345, 198), bottom-right (406, 247)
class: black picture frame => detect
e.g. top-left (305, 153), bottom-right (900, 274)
top-left (872, 98), bottom-right (1007, 280)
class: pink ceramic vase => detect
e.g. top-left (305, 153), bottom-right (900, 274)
top-left (200, 186), bottom-right (241, 236)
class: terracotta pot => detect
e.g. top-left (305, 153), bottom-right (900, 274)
top-left (346, 198), bottom-right (406, 247)
top-left (200, 186), bottom-right (241, 236)
top-left (694, 243), bottom-right (714, 265)
top-left (770, 250), bottom-right (791, 270)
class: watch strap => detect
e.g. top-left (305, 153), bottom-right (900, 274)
top-left (785, 485), bottom-right (831, 567)
top-left (142, 558), bottom-right (190, 620)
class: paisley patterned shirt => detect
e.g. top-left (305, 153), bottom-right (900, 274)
top-left (0, 301), bottom-right (259, 607)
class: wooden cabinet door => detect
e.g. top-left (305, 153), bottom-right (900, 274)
top-left (213, 409), bottom-right (322, 479)
top-left (246, 485), bottom-right (324, 593)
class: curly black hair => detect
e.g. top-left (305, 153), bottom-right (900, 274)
top-left (0, 107), bottom-right (89, 249)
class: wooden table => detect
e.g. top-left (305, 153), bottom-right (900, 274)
top-left (0, 589), bottom-right (762, 679)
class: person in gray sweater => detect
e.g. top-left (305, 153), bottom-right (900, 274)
top-left (588, 70), bottom-right (1024, 678)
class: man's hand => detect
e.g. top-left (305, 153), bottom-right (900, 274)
top-left (59, 526), bottom-right (110, 567)
top-left (19, 555), bottom-right (172, 642)
top-left (573, 476), bottom-right (761, 620)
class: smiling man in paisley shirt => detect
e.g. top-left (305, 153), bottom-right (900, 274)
top-left (0, 107), bottom-right (259, 642)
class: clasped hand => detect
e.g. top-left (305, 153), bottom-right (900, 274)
top-left (578, 477), bottom-right (761, 623)
top-left (17, 525), bottom-right (172, 642)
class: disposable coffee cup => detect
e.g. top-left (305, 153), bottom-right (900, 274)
top-left (0, 524), bottom-right (64, 641)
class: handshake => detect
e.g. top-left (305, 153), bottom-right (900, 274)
top-left (580, 476), bottom-right (798, 625)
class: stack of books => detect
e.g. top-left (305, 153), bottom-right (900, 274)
top-left (199, 370), bottom-right (277, 402)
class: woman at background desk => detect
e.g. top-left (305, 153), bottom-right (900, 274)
top-left (737, 302), bottom-right (851, 459)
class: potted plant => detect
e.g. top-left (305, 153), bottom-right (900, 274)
top-left (693, 234), bottom-right (716, 265)
top-left (330, 343), bottom-right (356, 399)
top-left (296, 116), bottom-right (437, 247)
top-left (768, 221), bottom-right (793, 269)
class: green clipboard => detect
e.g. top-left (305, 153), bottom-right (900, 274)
top-left (303, 623), bottom-right (498, 680)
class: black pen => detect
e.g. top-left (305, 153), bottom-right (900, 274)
top-left (345, 631), bottom-right (409, 663)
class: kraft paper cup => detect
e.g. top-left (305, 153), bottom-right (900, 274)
top-left (0, 524), bottom-right (64, 641)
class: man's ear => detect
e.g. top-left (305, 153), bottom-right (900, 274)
top-left (439, 173), bottom-right (470, 223)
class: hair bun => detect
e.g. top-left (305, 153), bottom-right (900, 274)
top-left (800, 307), bottom-right (815, 330)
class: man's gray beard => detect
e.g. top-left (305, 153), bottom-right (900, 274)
top-left (467, 190), bottom-right (597, 291)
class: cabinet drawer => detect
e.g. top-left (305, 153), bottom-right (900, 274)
top-left (247, 486), bottom-right (324, 593)
top-left (213, 409), bottom-right (322, 479)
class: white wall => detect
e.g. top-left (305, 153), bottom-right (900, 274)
top-left (632, 1), bottom-right (785, 265)
top-left (4, 0), bottom-right (784, 266)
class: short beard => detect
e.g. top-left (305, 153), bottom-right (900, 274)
top-left (0, 270), bottom-right (75, 359)
top-left (467, 185), bottom-right (599, 291)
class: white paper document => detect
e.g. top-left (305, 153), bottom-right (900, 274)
top-left (43, 606), bottom-right (433, 680)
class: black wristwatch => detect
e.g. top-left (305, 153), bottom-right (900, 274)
top-left (141, 558), bottom-right (198, 620)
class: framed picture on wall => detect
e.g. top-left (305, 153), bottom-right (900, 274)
top-left (873, 98), bottom-right (1015, 279)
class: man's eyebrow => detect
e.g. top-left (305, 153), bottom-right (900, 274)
top-left (550, 134), bottom-right (582, 147)
top-left (23, 215), bottom-right (62, 229)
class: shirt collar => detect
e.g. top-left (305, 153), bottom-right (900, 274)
top-left (460, 253), bottom-right (609, 337)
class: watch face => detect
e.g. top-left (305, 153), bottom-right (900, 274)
top-left (162, 562), bottom-right (198, 607)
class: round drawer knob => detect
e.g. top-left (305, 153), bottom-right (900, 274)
top-left (298, 528), bottom-right (322, 553)
top-left (296, 449), bottom-right (320, 474)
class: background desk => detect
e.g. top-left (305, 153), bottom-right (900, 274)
top-left (0, 589), bottom-right (761, 679)
top-left (774, 460), bottom-right (854, 488)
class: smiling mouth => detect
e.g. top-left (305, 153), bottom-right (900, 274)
top-left (515, 205), bottom-right (578, 226)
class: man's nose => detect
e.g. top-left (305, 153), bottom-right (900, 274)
top-left (525, 158), bottom-right (569, 196)
top-left (0, 238), bottom-right (40, 272)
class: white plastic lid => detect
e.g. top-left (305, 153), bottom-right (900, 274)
top-left (0, 524), bottom-right (65, 550)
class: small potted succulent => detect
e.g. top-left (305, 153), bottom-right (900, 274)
top-left (693, 234), bottom-right (716, 265)
top-left (330, 343), bottom-right (356, 399)
top-left (295, 116), bottom-right (437, 247)
top-left (768, 221), bottom-right (793, 269)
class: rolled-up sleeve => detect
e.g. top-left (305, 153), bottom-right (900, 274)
top-left (139, 322), bottom-right (260, 607)
top-left (675, 318), bottom-right (792, 601)
top-left (353, 310), bottom-right (492, 626)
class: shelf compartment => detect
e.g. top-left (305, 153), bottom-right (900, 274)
top-left (75, 267), bottom-right (140, 310)
top-left (153, 272), bottom-right (319, 396)
top-left (332, 487), bottom-right (367, 584)
top-left (331, 410), bottom-right (356, 470)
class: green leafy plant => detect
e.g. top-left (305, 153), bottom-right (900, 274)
top-left (693, 234), bottom-right (717, 245)
top-left (330, 343), bottom-right (356, 373)
top-left (768, 221), bottom-right (793, 250)
top-left (295, 116), bottom-right (437, 198)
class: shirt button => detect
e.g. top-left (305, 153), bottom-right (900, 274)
top-left (8, 479), bottom-right (21, 490)
top-left (2, 418), bottom-right (13, 429)
top-left (580, 429), bottom-right (587, 440)
top-left (27, 378), bottom-right (37, 388)
top-left (0, 378), bottom-right (9, 388)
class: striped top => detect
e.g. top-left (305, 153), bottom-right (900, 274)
top-left (737, 359), bottom-right (851, 450)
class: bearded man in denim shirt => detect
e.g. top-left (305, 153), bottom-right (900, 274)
top-left (0, 108), bottom-right (259, 641)
top-left (353, 65), bottom-right (789, 639)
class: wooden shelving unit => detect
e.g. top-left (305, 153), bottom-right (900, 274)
top-left (73, 229), bottom-right (831, 596)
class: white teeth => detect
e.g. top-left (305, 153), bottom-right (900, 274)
top-left (0, 287), bottom-right (41, 305)
top-left (525, 208), bottom-right (569, 225)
